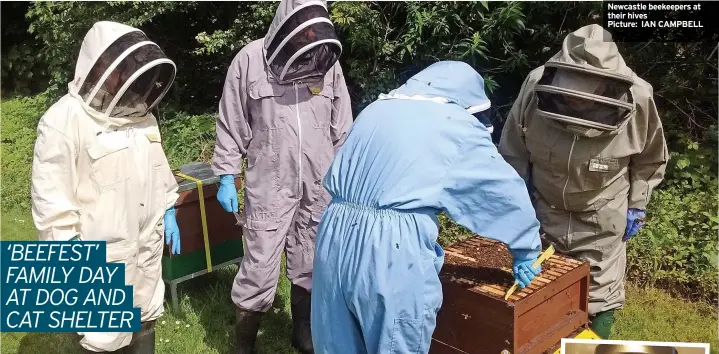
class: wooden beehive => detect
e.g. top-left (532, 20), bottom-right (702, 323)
top-left (162, 163), bottom-right (244, 281)
top-left (430, 237), bottom-right (590, 354)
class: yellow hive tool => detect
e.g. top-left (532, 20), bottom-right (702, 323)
top-left (504, 245), bottom-right (555, 300)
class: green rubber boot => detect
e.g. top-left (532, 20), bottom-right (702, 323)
top-left (590, 310), bottom-right (616, 339)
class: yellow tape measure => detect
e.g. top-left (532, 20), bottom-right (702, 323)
top-left (174, 172), bottom-right (213, 273)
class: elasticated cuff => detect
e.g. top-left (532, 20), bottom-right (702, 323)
top-left (509, 248), bottom-right (540, 262)
top-left (219, 174), bottom-right (236, 185)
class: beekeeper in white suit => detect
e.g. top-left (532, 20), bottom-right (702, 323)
top-left (31, 21), bottom-right (181, 353)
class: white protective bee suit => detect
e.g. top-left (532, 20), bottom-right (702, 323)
top-left (31, 21), bottom-right (178, 352)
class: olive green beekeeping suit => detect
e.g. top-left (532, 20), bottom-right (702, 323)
top-left (498, 24), bottom-right (668, 316)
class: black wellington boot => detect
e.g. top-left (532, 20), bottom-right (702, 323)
top-left (290, 285), bottom-right (314, 354)
top-left (234, 307), bottom-right (264, 354)
top-left (80, 321), bottom-right (156, 354)
top-left (124, 321), bottom-right (156, 354)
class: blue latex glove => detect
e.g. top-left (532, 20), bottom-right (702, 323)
top-left (164, 207), bottom-right (181, 255)
top-left (623, 208), bottom-right (646, 242)
top-left (217, 174), bottom-right (238, 213)
top-left (511, 254), bottom-right (542, 289)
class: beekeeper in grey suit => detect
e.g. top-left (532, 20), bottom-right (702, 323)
top-left (499, 24), bottom-right (668, 339)
top-left (211, 0), bottom-right (353, 353)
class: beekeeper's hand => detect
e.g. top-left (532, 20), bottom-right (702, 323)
top-left (623, 208), bottom-right (646, 242)
top-left (164, 207), bottom-right (181, 255)
top-left (511, 256), bottom-right (541, 289)
top-left (217, 174), bottom-right (239, 213)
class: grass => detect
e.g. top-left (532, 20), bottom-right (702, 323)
top-left (613, 285), bottom-right (719, 351)
top-left (2, 208), bottom-right (718, 354)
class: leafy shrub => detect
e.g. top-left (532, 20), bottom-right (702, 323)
top-left (627, 184), bottom-right (718, 304)
top-left (6, 2), bottom-right (716, 153)
top-left (664, 131), bottom-right (719, 190)
top-left (158, 109), bottom-right (217, 168)
top-left (437, 213), bottom-right (472, 247)
top-left (627, 135), bottom-right (719, 304)
top-left (0, 93), bottom-right (51, 211)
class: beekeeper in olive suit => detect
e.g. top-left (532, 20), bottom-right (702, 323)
top-left (31, 21), bottom-right (181, 353)
top-left (499, 24), bottom-right (668, 339)
top-left (211, 0), bottom-right (352, 352)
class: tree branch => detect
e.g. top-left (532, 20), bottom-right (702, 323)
top-left (654, 92), bottom-right (706, 130)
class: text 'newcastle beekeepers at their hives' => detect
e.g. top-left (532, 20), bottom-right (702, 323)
top-left (0, 241), bottom-right (141, 332)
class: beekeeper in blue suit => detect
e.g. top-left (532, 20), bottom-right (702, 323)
top-left (311, 61), bottom-right (543, 354)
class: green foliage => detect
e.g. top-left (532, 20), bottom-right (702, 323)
top-left (25, 1), bottom-right (186, 77)
top-left (617, 41), bottom-right (718, 142)
top-left (664, 130), bottom-right (719, 189)
top-left (331, 1), bottom-right (602, 113)
top-left (0, 94), bottom-right (51, 211)
top-left (158, 109), bottom-right (217, 168)
top-left (7, 2), bottom-right (716, 147)
top-left (0, 2), bottom-right (49, 96)
top-left (7, 2), bottom-right (605, 113)
top-left (20, 1), bottom-right (275, 113)
top-left (437, 213), bottom-right (472, 247)
top-left (627, 184), bottom-right (718, 304)
top-left (193, 3), bottom-right (275, 56)
top-left (627, 135), bottom-right (719, 304)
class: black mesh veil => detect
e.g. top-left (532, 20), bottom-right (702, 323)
top-left (472, 110), bottom-right (494, 133)
top-left (78, 31), bottom-right (176, 118)
top-left (265, 4), bottom-right (341, 82)
top-left (535, 66), bottom-right (633, 129)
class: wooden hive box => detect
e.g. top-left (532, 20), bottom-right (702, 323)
top-left (430, 236), bottom-right (590, 354)
top-left (162, 163), bottom-right (244, 281)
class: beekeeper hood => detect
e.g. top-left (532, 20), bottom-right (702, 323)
top-left (379, 61), bottom-right (493, 131)
top-left (535, 24), bottom-right (635, 133)
top-left (69, 21), bottom-right (176, 124)
top-left (595, 344), bottom-right (678, 354)
top-left (264, 0), bottom-right (342, 84)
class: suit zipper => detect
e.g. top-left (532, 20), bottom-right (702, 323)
top-left (563, 135), bottom-right (577, 242)
top-left (295, 81), bottom-right (302, 197)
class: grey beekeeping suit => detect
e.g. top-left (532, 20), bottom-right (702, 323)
top-left (211, 0), bottom-right (353, 352)
top-left (499, 24), bottom-right (668, 319)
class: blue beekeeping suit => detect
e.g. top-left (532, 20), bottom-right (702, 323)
top-left (310, 61), bottom-right (543, 354)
